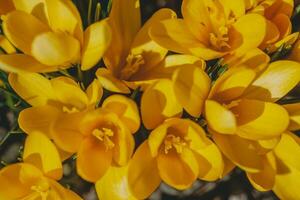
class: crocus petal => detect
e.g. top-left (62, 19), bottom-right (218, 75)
top-left (283, 103), bottom-right (300, 131)
top-left (0, 163), bottom-right (43, 199)
top-left (273, 133), bottom-right (300, 200)
top-left (85, 79), bottom-right (103, 106)
top-left (220, 0), bottom-right (245, 19)
top-left (96, 68), bottom-right (130, 94)
top-left (8, 72), bottom-right (55, 106)
top-left (141, 79), bottom-right (182, 129)
top-left (51, 77), bottom-right (88, 109)
top-left (81, 19), bottom-right (112, 70)
top-left (274, 133), bottom-right (300, 172)
top-left (205, 100), bottom-right (237, 134)
top-left (128, 141), bottom-right (161, 199)
top-left (230, 14), bottom-right (267, 55)
top-left (244, 61), bottom-right (300, 102)
top-left (157, 148), bottom-right (199, 190)
top-left (181, 0), bottom-right (210, 43)
top-left (23, 131), bottom-right (62, 180)
top-left (18, 105), bottom-right (61, 138)
top-left (173, 65), bottom-right (210, 117)
top-left (102, 95), bottom-right (140, 133)
top-left (0, 35), bottom-right (16, 54)
top-left (259, 19), bottom-right (280, 49)
top-left (104, 0), bottom-right (141, 74)
top-left (208, 67), bottom-right (256, 102)
top-left (224, 48), bottom-right (269, 72)
top-left (112, 122), bottom-right (135, 166)
top-left (272, 14), bottom-right (291, 39)
top-left (44, 0), bottom-right (81, 35)
top-left (150, 19), bottom-right (225, 60)
top-left (32, 32), bottom-right (80, 66)
top-left (77, 137), bottom-right (113, 182)
top-left (233, 99), bottom-right (289, 140)
top-left (0, 0), bottom-right (14, 15)
top-left (0, 54), bottom-right (55, 73)
top-left (48, 179), bottom-right (83, 200)
top-left (271, 32), bottom-right (299, 53)
top-left (3, 10), bottom-right (49, 54)
top-left (96, 166), bottom-right (137, 200)
top-left (131, 8), bottom-right (175, 72)
top-left (212, 133), bottom-right (264, 173)
top-left (265, 0), bottom-right (294, 18)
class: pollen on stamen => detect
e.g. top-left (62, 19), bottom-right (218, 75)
top-left (92, 128), bottom-right (115, 150)
top-left (163, 134), bottom-right (188, 154)
top-left (120, 54), bottom-right (145, 80)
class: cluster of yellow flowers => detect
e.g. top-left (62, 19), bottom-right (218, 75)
top-left (0, 0), bottom-right (300, 199)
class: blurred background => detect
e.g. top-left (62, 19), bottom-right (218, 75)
top-left (1, 0), bottom-right (300, 199)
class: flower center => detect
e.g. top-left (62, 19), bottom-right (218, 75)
top-left (30, 180), bottom-right (50, 200)
top-left (209, 26), bottom-right (231, 50)
top-left (120, 54), bottom-right (145, 80)
top-left (92, 128), bottom-right (115, 150)
top-left (163, 134), bottom-right (188, 154)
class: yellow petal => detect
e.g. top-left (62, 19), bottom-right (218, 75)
top-left (8, 72), bottom-right (55, 106)
top-left (283, 103), bottom-right (300, 131)
top-left (173, 65), bottom-right (210, 117)
top-left (104, 0), bottom-right (141, 74)
top-left (224, 48), bottom-right (270, 73)
top-left (205, 100), bottom-right (237, 134)
top-left (0, 0), bottom-right (14, 15)
top-left (272, 14), bottom-right (291, 39)
top-left (96, 68), bottom-right (130, 94)
top-left (52, 112), bottom-right (84, 153)
top-left (0, 163), bottom-right (43, 199)
top-left (48, 179), bottom-right (83, 200)
top-left (44, 0), bottom-right (81, 35)
top-left (131, 8), bottom-right (175, 71)
top-left (3, 10), bottom-right (49, 54)
top-left (18, 105), bottom-right (61, 138)
top-left (85, 79), bottom-right (103, 106)
top-left (208, 67), bottom-right (256, 102)
top-left (259, 19), bottom-right (280, 49)
top-left (102, 94), bottom-right (140, 133)
top-left (244, 60), bottom-right (300, 102)
top-left (212, 133), bottom-right (264, 173)
top-left (265, 0), bottom-right (294, 18)
top-left (51, 76), bottom-right (88, 109)
top-left (81, 19), bottom-right (112, 70)
top-left (194, 140), bottom-right (224, 181)
top-left (274, 133), bottom-right (300, 172)
top-left (96, 166), bottom-right (137, 200)
top-left (112, 120), bottom-right (135, 166)
top-left (12, 0), bottom-right (47, 22)
top-left (273, 133), bottom-right (300, 200)
top-left (271, 32), bottom-right (299, 53)
top-left (232, 99), bottom-right (289, 140)
top-left (157, 148), bottom-right (198, 190)
top-left (23, 131), bottom-right (62, 180)
top-left (128, 141), bottom-right (161, 199)
top-left (31, 32), bottom-right (80, 66)
top-left (231, 14), bottom-right (267, 55)
top-left (0, 35), bottom-right (16, 54)
top-left (77, 137), bottom-right (113, 182)
top-left (150, 19), bottom-right (225, 60)
top-left (247, 157), bottom-right (276, 191)
top-left (0, 54), bottom-right (55, 73)
top-left (181, 0), bottom-right (211, 43)
top-left (220, 0), bottom-right (246, 19)
top-left (141, 79), bottom-right (182, 129)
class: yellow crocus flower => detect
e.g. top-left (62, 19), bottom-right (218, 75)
top-left (0, 131), bottom-right (82, 200)
top-left (96, 0), bottom-right (204, 94)
top-left (8, 72), bottom-right (103, 140)
top-left (0, 0), bottom-right (111, 73)
top-left (245, 0), bottom-right (297, 52)
top-left (127, 118), bottom-right (224, 199)
top-left (150, 0), bottom-right (267, 60)
top-left (51, 95), bottom-right (140, 182)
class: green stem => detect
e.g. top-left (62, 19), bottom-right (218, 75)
top-left (94, 3), bottom-right (101, 22)
top-left (87, 0), bottom-right (93, 25)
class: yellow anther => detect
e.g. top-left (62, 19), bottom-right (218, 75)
top-left (120, 54), bottom-right (145, 80)
top-left (92, 128), bottom-right (115, 150)
top-left (164, 134), bottom-right (188, 154)
top-left (30, 181), bottom-right (50, 200)
top-left (62, 106), bottom-right (79, 113)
